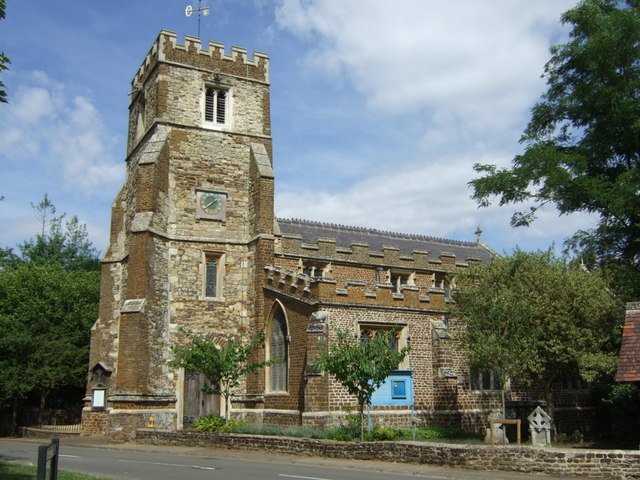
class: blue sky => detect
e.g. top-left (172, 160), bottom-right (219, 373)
top-left (0, 0), bottom-right (597, 256)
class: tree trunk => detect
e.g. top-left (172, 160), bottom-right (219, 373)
top-left (544, 384), bottom-right (557, 438)
top-left (11, 398), bottom-right (19, 436)
top-left (359, 402), bottom-right (365, 442)
top-left (222, 380), bottom-right (231, 421)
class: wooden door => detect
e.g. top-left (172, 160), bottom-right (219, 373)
top-left (183, 371), bottom-right (221, 427)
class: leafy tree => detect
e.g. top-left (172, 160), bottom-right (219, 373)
top-left (315, 328), bottom-right (410, 441)
top-left (0, 196), bottom-right (101, 432)
top-left (452, 249), bottom-right (623, 424)
top-left (470, 0), bottom-right (640, 300)
top-left (0, 263), bottom-right (100, 430)
top-left (169, 330), bottom-right (271, 421)
top-left (8, 194), bottom-right (100, 271)
top-left (0, 0), bottom-right (9, 103)
top-left (0, 196), bottom-right (11, 262)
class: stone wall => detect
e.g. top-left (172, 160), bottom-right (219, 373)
top-left (136, 429), bottom-right (640, 479)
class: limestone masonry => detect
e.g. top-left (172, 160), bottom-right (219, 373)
top-left (82, 31), bottom-right (593, 439)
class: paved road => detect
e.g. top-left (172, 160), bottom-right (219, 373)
top-left (0, 438), bottom-right (571, 480)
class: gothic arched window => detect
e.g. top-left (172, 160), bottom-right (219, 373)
top-left (269, 306), bottom-right (288, 392)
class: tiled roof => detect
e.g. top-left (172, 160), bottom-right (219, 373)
top-left (276, 218), bottom-right (494, 263)
top-left (617, 303), bottom-right (640, 383)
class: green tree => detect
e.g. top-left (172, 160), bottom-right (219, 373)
top-left (169, 330), bottom-right (271, 421)
top-left (0, 196), bottom-right (101, 432)
top-left (14, 194), bottom-right (100, 271)
top-left (470, 0), bottom-right (640, 300)
top-left (315, 328), bottom-right (410, 441)
top-left (0, 264), bottom-right (100, 429)
top-left (0, 196), bottom-right (11, 262)
top-left (452, 249), bottom-right (623, 423)
top-left (0, 0), bottom-right (10, 103)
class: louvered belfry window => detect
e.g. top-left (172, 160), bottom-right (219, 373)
top-left (270, 309), bottom-right (288, 392)
top-left (205, 87), bottom-right (227, 124)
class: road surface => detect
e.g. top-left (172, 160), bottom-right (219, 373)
top-left (0, 437), bottom-right (571, 480)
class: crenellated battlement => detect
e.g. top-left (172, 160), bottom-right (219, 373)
top-left (264, 265), bottom-right (451, 311)
top-left (277, 232), bottom-right (484, 271)
top-left (132, 30), bottom-right (269, 89)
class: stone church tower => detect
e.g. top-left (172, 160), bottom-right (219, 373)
top-left (82, 30), bottom-right (274, 436)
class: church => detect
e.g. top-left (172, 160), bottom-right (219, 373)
top-left (82, 31), bottom-right (590, 439)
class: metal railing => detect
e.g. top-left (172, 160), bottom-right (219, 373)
top-left (36, 424), bottom-right (82, 433)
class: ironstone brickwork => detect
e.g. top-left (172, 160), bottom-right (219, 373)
top-left (82, 31), bottom-right (593, 440)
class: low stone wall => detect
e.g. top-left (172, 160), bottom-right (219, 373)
top-left (135, 429), bottom-right (640, 479)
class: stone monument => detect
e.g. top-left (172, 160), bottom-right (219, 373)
top-left (528, 406), bottom-right (552, 447)
top-left (484, 409), bottom-right (508, 444)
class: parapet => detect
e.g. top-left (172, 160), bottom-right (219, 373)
top-left (264, 265), bottom-right (450, 311)
top-left (132, 30), bottom-right (269, 89)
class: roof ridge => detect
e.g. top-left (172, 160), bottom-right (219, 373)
top-left (277, 217), bottom-right (478, 248)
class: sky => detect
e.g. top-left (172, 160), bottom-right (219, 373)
top-left (0, 0), bottom-right (598, 257)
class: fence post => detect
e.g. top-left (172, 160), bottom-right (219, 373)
top-left (36, 437), bottom-right (60, 480)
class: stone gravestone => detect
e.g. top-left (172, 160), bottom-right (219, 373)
top-left (528, 406), bottom-right (552, 447)
top-left (484, 409), bottom-right (508, 444)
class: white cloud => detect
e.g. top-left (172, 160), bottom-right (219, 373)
top-left (12, 87), bottom-right (56, 124)
top-left (278, 151), bottom-right (485, 230)
top-left (49, 95), bottom-right (123, 190)
top-left (276, 0), bottom-right (575, 139)
top-left (276, 146), bottom-right (600, 252)
top-left (0, 70), bottom-right (123, 192)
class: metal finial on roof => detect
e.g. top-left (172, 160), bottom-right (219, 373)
top-left (475, 226), bottom-right (483, 242)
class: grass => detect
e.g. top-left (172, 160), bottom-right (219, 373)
top-left (0, 460), bottom-right (112, 480)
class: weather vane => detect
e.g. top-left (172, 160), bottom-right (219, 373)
top-left (185, 0), bottom-right (210, 38)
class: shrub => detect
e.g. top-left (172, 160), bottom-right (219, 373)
top-left (218, 418), bottom-right (247, 433)
top-left (190, 415), bottom-right (481, 443)
top-left (326, 427), bottom-right (355, 441)
top-left (366, 425), bottom-right (400, 441)
top-left (324, 411), bottom-right (361, 441)
top-left (344, 413), bottom-right (361, 438)
top-left (281, 425), bottom-right (326, 439)
top-left (414, 426), bottom-right (480, 441)
top-left (192, 415), bottom-right (226, 432)
top-left (593, 382), bottom-right (640, 448)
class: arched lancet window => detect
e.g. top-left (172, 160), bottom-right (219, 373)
top-left (269, 306), bottom-right (288, 392)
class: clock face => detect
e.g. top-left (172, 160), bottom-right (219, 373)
top-left (200, 192), bottom-right (223, 214)
top-left (197, 191), bottom-right (226, 220)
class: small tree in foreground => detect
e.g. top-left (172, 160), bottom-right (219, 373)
top-left (315, 328), bottom-right (410, 441)
top-left (169, 330), bottom-right (271, 421)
